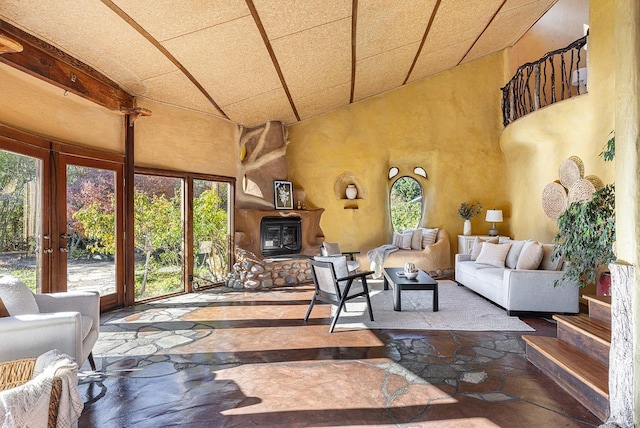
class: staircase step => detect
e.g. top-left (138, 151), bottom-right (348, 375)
top-left (583, 295), bottom-right (611, 326)
top-left (554, 314), bottom-right (611, 366)
top-left (523, 335), bottom-right (609, 421)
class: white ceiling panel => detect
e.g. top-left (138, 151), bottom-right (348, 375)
top-left (356, 0), bottom-right (437, 60)
top-left (223, 87), bottom-right (297, 127)
top-left (354, 43), bottom-right (419, 101)
top-left (271, 18), bottom-right (352, 100)
top-left (161, 15), bottom-right (282, 107)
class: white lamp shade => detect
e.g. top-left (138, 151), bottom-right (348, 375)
top-left (485, 209), bottom-right (503, 223)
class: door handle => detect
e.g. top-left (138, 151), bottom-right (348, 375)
top-left (59, 247), bottom-right (69, 253)
top-left (43, 248), bottom-right (53, 254)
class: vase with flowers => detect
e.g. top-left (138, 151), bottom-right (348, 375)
top-left (458, 201), bottom-right (483, 236)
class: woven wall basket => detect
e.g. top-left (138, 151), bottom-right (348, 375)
top-left (585, 174), bottom-right (604, 190)
top-left (542, 181), bottom-right (568, 218)
top-left (568, 178), bottom-right (596, 204)
top-left (558, 156), bottom-right (584, 188)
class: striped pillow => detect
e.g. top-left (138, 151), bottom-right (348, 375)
top-left (421, 228), bottom-right (439, 248)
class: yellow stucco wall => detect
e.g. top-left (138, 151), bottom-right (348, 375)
top-left (500, 0), bottom-right (615, 244)
top-left (134, 99), bottom-right (239, 177)
top-left (0, 62), bottom-right (123, 152)
top-left (287, 51), bottom-right (508, 258)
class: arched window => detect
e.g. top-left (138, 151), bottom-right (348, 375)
top-left (390, 176), bottom-right (423, 231)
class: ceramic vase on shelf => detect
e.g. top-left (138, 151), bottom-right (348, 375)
top-left (346, 184), bottom-right (358, 200)
top-left (463, 219), bottom-right (472, 236)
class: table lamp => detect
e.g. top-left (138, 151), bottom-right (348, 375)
top-left (486, 209), bottom-right (503, 236)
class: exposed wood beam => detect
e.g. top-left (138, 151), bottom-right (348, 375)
top-left (0, 19), bottom-right (134, 111)
top-left (350, 0), bottom-right (358, 103)
top-left (246, 0), bottom-right (300, 122)
top-left (457, 0), bottom-right (507, 65)
top-left (99, 0), bottom-right (228, 120)
top-left (403, 0), bottom-right (442, 85)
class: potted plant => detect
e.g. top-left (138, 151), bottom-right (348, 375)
top-left (553, 134), bottom-right (616, 289)
top-left (458, 201), bottom-right (483, 236)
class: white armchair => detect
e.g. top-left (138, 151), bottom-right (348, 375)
top-left (0, 276), bottom-right (100, 370)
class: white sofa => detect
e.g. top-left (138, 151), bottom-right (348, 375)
top-left (455, 238), bottom-right (579, 316)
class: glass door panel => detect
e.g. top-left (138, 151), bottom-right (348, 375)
top-left (134, 174), bottom-right (184, 301)
top-left (0, 149), bottom-right (43, 293)
top-left (193, 179), bottom-right (230, 288)
top-left (65, 165), bottom-right (117, 296)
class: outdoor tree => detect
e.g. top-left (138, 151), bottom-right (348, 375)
top-left (390, 177), bottom-right (423, 231)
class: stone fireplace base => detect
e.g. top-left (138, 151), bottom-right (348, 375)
top-left (225, 247), bottom-right (312, 289)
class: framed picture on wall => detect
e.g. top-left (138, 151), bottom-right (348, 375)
top-left (274, 180), bottom-right (294, 210)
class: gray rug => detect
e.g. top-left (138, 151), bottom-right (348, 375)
top-left (334, 280), bottom-right (535, 331)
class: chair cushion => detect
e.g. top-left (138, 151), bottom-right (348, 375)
top-left (321, 242), bottom-right (341, 256)
top-left (0, 276), bottom-right (39, 316)
top-left (516, 241), bottom-right (544, 270)
top-left (81, 315), bottom-right (94, 339)
top-left (0, 298), bottom-right (9, 317)
top-left (475, 242), bottom-right (512, 268)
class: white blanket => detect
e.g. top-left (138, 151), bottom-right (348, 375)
top-left (0, 350), bottom-right (83, 428)
top-left (367, 244), bottom-right (399, 278)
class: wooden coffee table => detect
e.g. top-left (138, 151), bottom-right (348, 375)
top-left (382, 267), bottom-right (439, 312)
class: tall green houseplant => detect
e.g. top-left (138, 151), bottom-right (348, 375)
top-left (553, 135), bottom-right (616, 287)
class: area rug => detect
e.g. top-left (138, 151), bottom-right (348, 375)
top-left (334, 280), bottom-right (535, 332)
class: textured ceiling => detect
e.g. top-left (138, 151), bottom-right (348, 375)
top-left (0, 0), bottom-right (556, 127)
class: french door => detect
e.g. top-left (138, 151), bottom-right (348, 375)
top-left (0, 133), bottom-right (125, 310)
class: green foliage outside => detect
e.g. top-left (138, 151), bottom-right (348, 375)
top-left (390, 177), bottom-right (423, 231)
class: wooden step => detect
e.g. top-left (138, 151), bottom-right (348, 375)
top-left (583, 295), bottom-right (611, 326)
top-left (554, 314), bottom-right (611, 366)
top-left (523, 335), bottom-right (609, 422)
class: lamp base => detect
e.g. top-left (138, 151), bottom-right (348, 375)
top-left (488, 228), bottom-right (499, 237)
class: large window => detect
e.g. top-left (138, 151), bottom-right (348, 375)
top-left (390, 176), bottom-right (423, 231)
top-left (133, 171), bottom-right (233, 302)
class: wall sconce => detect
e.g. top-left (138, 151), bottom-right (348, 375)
top-left (485, 209), bottom-right (503, 236)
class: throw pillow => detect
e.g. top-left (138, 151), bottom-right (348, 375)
top-left (399, 231), bottom-right (412, 250)
top-left (0, 275), bottom-right (39, 316)
top-left (470, 236), bottom-right (498, 261)
top-left (321, 242), bottom-right (341, 256)
top-left (314, 255), bottom-right (349, 288)
top-left (505, 240), bottom-right (527, 269)
top-left (516, 241), bottom-right (544, 270)
top-left (475, 242), bottom-right (512, 268)
top-left (539, 244), bottom-right (563, 271)
top-left (392, 232), bottom-right (402, 247)
top-left (421, 228), bottom-right (439, 247)
top-left (410, 229), bottom-right (423, 250)
top-left (0, 298), bottom-right (9, 318)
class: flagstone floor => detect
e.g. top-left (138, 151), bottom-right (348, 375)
top-left (77, 284), bottom-right (601, 427)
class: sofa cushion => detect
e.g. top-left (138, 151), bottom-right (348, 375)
top-left (470, 236), bottom-right (498, 261)
top-left (475, 242), bottom-right (512, 268)
top-left (409, 228), bottom-right (423, 250)
top-left (516, 241), bottom-right (544, 270)
top-left (422, 228), bottom-right (439, 247)
top-left (0, 276), bottom-right (39, 316)
top-left (393, 231), bottom-right (413, 249)
top-left (539, 244), bottom-right (563, 271)
top-left (321, 242), bottom-right (341, 256)
top-left (505, 240), bottom-right (527, 269)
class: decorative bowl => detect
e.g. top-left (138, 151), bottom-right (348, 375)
top-left (404, 270), bottom-right (419, 280)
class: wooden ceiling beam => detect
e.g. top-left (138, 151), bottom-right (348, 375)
top-left (404, 0), bottom-right (442, 85)
top-left (0, 19), bottom-right (134, 111)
